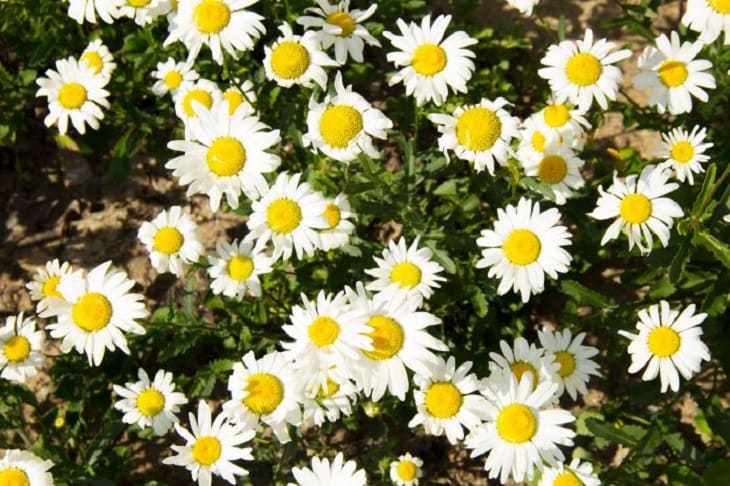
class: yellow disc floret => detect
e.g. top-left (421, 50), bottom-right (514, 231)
top-left (42, 275), bottom-right (62, 298)
top-left (319, 105), bottom-right (363, 148)
top-left (243, 373), bottom-right (284, 415)
top-left (128, 0), bottom-right (151, 6)
top-left (266, 198), bottom-right (302, 234)
top-left (619, 194), bottom-right (652, 224)
top-left (223, 89), bottom-right (245, 115)
top-left (710, 0), bottom-right (730, 13)
top-left (412, 44), bottom-right (447, 76)
top-left (390, 262), bottom-right (422, 289)
top-left (72, 292), bottom-right (112, 332)
top-left (648, 326), bottom-right (681, 358)
top-left (456, 107), bottom-right (502, 152)
top-left (502, 229), bottom-right (542, 266)
top-left (496, 403), bottom-right (537, 443)
top-left (58, 82), bottom-right (87, 110)
top-left (326, 11), bottom-right (356, 37)
top-left (164, 71), bottom-right (183, 90)
top-left (153, 226), bottom-right (184, 255)
top-left (323, 203), bottom-right (341, 229)
top-left (396, 460), bottom-right (418, 481)
top-left (424, 381), bottom-right (463, 419)
top-left (81, 51), bottom-right (103, 74)
top-left (363, 315), bottom-right (404, 360)
top-left (183, 89), bottom-right (213, 117)
top-left (554, 351), bottom-right (576, 377)
top-left (136, 389), bottom-right (166, 417)
top-left (658, 60), bottom-right (688, 88)
top-left (308, 316), bottom-right (340, 347)
top-left (510, 361), bottom-right (538, 387)
top-left (4, 336), bottom-right (31, 363)
top-left (543, 104), bottom-right (571, 128)
top-left (532, 131), bottom-right (546, 152)
top-left (193, 0), bottom-right (231, 34)
top-left (553, 470), bottom-right (583, 486)
top-left (207, 136), bottom-right (246, 176)
top-left (316, 377), bottom-right (340, 398)
top-left (670, 141), bottom-right (694, 164)
top-left (227, 255), bottom-right (254, 281)
top-left (538, 155), bottom-right (568, 184)
top-left (191, 436), bottom-right (222, 466)
top-left (0, 468), bottom-right (30, 486)
top-left (270, 41), bottom-right (311, 80)
top-left (565, 53), bottom-right (602, 86)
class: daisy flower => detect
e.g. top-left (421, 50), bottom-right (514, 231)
top-left (245, 172), bottom-right (328, 261)
top-left (632, 31), bottom-right (716, 115)
top-left (538, 28), bottom-right (631, 111)
top-left (67, 0), bottom-right (117, 23)
top-left (319, 193), bottom-right (355, 251)
top-left (301, 367), bottom-right (359, 426)
top-left (303, 72), bottom-right (392, 163)
top-left (506, 0), bottom-right (540, 15)
top-left (138, 206), bottom-right (205, 277)
top-left (222, 351), bottom-right (303, 443)
top-left (384, 15), bottom-right (477, 106)
top-left (619, 301), bottom-right (710, 393)
top-left (488, 337), bottom-right (560, 394)
top-left (522, 144), bottom-right (585, 205)
top-left (516, 113), bottom-right (560, 165)
top-left (409, 356), bottom-right (490, 444)
top-left (537, 328), bottom-right (601, 401)
top-left (289, 453), bottom-right (366, 486)
top-left (113, 368), bottom-right (188, 435)
top-left (0, 449), bottom-right (54, 485)
top-left (44, 261), bottom-right (148, 366)
top-left (429, 97), bottom-right (520, 174)
top-left (174, 79), bottom-right (222, 135)
top-left (151, 58), bottom-right (199, 97)
top-left (207, 239), bottom-right (273, 299)
top-left (163, 400), bottom-right (255, 486)
top-left (656, 125), bottom-right (713, 185)
top-left (535, 98), bottom-right (591, 149)
top-left (296, 1), bottom-right (380, 64)
top-left (588, 164), bottom-right (684, 254)
top-left (26, 258), bottom-right (73, 315)
top-left (166, 98), bottom-right (281, 211)
top-left (0, 313), bottom-right (45, 384)
top-left (222, 79), bottom-right (256, 114)
top-left (538, 458), bottom-right (601, 486)
top-left (112, 0), bottom-right (167, 25)
top-left (35, 56), bottom-right (110, 135)
top-left (164, 0), bottom-right (265, 64)
top-left (682, 0), bottom-right (730, 45)
top-left (465, 370), bottom-right (576, 484)
top-left (389, 453), bottom-right (423, 486)
top-left (476, 197), bottom-right (573, 303)
top-left (80, 39), bottom-right (116, 83)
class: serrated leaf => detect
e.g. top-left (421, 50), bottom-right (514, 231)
top-left (560, 280), bottom-right (615, 308)
top-left (693, 231), bottom-right (730, 269)
top-left (584, 417), bottom-right (641, 446)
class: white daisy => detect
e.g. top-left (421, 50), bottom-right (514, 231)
top-left (619, 300), bottom-right (710, 393)
top-left (0, 313), bottom-right (45, 384)
top-left (488, 337), bottom-right (560, 394)
top-left (296, 1), bottom-right (380, 64)
top-left (303, 71), bottom-right (392, 162)
top-left (656, 125), bottom-right (713, 185)
top-left (319, 193), bottom-right (355, 251)
top-left (289, 453), bottom-right (366, 486)
top-left (300, 367), bottom-right (359, 426)
top-left (534, 98), bottom-right (591, 150)
top-left (506, 0), bottom-right (540, 15)
top-left (44, 261), bottom-right (148, 366)
top-left (537, 328), bottom-right (601, 401)
top-left (67, 0), bottom-right (117, 23)
top-left (384, 14), bottom-right (477, 106)
top-left (26, 258), bottom-right (74, 316)
top-left (682, 0), bottom-right (730, 45)
top-left (164, 0), bottom-right (265, 64)
top-left (632, 31), bottom-right (716, 115)
top-left (245, 172), bottom-right (328, 261)
top-left (538, 28), bottom-right (631, 111)
top-left (221, 79), bottom-right (256, 114)
top-left (389, 453), bottom-right (423, 486)
top-left (113, 368), bottom-right (188, 435)
top-left (207, 239), bottom-right (273, 299)
top-left (174, 79), bottom-right (222, 135)
top-left (152, 58), bottom-right (199, 97)
top-left (516, 113), bottom-right (561, 165)
top-left (113, 0), bottom-right (167, 25)
top-left (429, 97), bottom-right (520, 174)
top-left (35, 56), bottom-right (110, 135)
top-left (476, 197), bottom-right (573, 303)
top-left (166, 98), bottom-right (281, 211)
top-left (0, 449), bottom-right (54, 486)
top-left (138, 206), bottom-right (205, 277)
top-left (538, 458), bottom-right (601, 486)
top-left (163, 400), bottom-right (255, 486)
top-left (588, 164), bottom-right (684, 254)
top-left (80, 39), bottom-right (116, 83)
top-left (522, 144), bottom-right (585, 205)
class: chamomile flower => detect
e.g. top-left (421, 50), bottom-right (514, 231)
top-left (588, 164), bottom-right (684, 254)
top-left (246, 172), bottom-right (328, 261)
top-left (538, 328), bottom-right (601, 401)
top-left (207, 239), bottom-right (273, 299)
top-left (301, 367), bottom-right (359, 426)
top-left (319, 193), bottom-right (355, 251)
top-left (682, 0), bottom-right (730, 45)
top-left (67, 0), bottom-right (117, 23)
top-left (384, 14), bottom-right (477, 106)
top-left (113, 368), bottom-right (188, 435)
top-left (222, 351), bottom-right (303, 443)
top-left (0, 313), bottom-right (45, 383)
top-left (289, 453), bottom-right (366, 486)
top-left (35, 56), bottom-right (110, 135)
top-left (522, 145), bottom-right (585, 205)
top-left (535, 98), bottom-right (591, 149)
top-left (174, 79), bottom-right (222, 133)
top-left (138, 206), bottom-right (204, 277)
top-left (656, 125), bottom-right (713, 185)
top-left (166, 98), bottom-right (281, 211)
top-left (632, 31), bottom-right (716, 115)
top-left (163, 400), bottom-right (255, 486)
top-left (152, 58), bottom-right (199, 97)
top-left (476, 197), bottom-right (573, 303)
top-left (80, 39), bottom-right (116, 83)
top-left (465, 370), bottom-right (576, 484)
top-left (264, 23), bottom-right (339, 90)
top-left (297, 1), bottom-right (380, 64)
top-left (538, 458), bottom-right (601, 486)
top-left (389, 453), bottom-right (423, 486)
top-left (505, 0), bottom-right (540, 15)
top-left (488, 337), bottom-right (560, 394)
top-left (164, 0), bottom-right (265, 65)
top-left (221, 79), bottom-right (256, 114)
top-left (0, 449), bottom-right (54, 486)
top-left (619, 301), bottom-right (710, 393)
top-left (113, 0), bottom-right (167, 25)
top-left (538, 28), bottom-right (631, 112)
top-left (409, 356), bottom-right (490, 444)
top-left (516, 113), bottom-right (560, 165)
top-left (44, 261), bottom-right (148, 366)
top-left (429, 97), bottom-right (520, 174)
top-left (304, 72), bottom-right (392, 162)
top-left (26, 259), bottom-right (74, 315)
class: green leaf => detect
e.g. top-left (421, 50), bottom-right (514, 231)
top-left (470, 288), bottom-right (488, 318)
top-left (669, 237), bottom-right (691, 283)
top-left (667, 464), bottom-right (703, 486)
top-left (692, 231), bottom-right (730, 269)
top-left (560, 280), bottom-right (615, 308)
top-left (705, 461), bottom-right (730, 486)
top-left (584, 417), bottom-right (641, 446)
top-left (433, 179), bottom-right (458, 197)
top-left (690, 163), bottom-right (717, 218)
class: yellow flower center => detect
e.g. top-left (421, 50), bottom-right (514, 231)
top-left (227, 255), bottom-right (254, 281)
top-left (363, 315), bottom-right (404, 360)
top-left (193, 0), bottom-right (230, 34)
top-left (510, 360), bottom-right (538, 387)
top-left (153, 226), bottom-right (184, 255)
top-left (183, 89), bottom-right (213, 117)
top-left (323, 203), bottom-right (341, 229)
top-left (4, 336), bottom-right (31, 363)
top-left (424, 381), bottom-right (463, 419)
top-left (136, 389), bottom-right (166, 417)
top-left (0, 468), bottom-right (29, 486)
top-left (619, 193), bottom-right (652, 224)
top-left (670, 141), bottom-right (695, 164)
top-left (710, 0), bottom-right (730, 13)
top-left (58, 82), bottom-right (87, 110)
top-left (565, 52), bottom-right (602, 86)
top-left (191, 436), bottom-right (222, 466)
top-left (81, 51), bottom-right (103, 74)
top-left (223, 89), bottom-right (245, 114)
top-left (396, 460), bottom-right (418, 481)
top-left (412, 44), bottom-right (447, 76)
top-left (502, 229), bottom-right (542, 266)
top-left (72, 292), bottom-right (112, 332)
top-left (647, 326), bottom-right (681, 358)
top-left (658, 60), bottom-right (688, 88)
top-left (164, 71), bottom-right (183, 90)
top-left (316, 377), bottom-right (340, 398)
top-left (538, 155), bottom-right (568, 184)
top-left (496, 403), bottom-right (537, 443)
top-left (128, 0), bottom-right (150, 6)
top-left (456, 107), bottom-right (502, 152)
top-left (554, 351), bottom-right (576, 377)
top-left (532, 130), bottom-right (546, 152)
top-left (326, 11), bottom-right (356, 37)
top-left (390, 262), bottom-right (422, 289)
top-left (553, 470), bottom-right (583, 486)
top-left (543, 104), bottom-right (571, 128)
top-left (206, 136), bottom-right (246, 177)
top-left (42, 275), bottom-right (62, 298)
top-left (308, 316), bottom-right (340, 347)
top-left (270, 41), bottom-right (311, 80)
top-left (319, 105), bottom-right (363, 149)
top-left (243, 373), bottom-right (284, 415)
top-left (266, 198), bottom-right (302, 234)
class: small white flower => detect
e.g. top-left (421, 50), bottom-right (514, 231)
top-left (656, 125), bottom-right (713, 185)
top-left (522, 144), bottom-right (585, 205)
top-left (207, 239), bottom-right (273, 299)
top-left (112, 0), bottom-right (167, 25)
top-left (138, 206), bottom-right (205, 277)
top-left (0, 449), bottom-right (54, 485)
top-left (538, 328), bottom-right (601, 401)
top-left (152, 58), bottom-right (199, 97)
top-left (300, 367), bottom-right (359, 427)
top-left (26, 259), bottom-right (74, 316)
top-left (538, 458), bottom-right (601, 486)
top-left (174, 79), bottom-right (222, 137)
top-left (389, 453), bottom-right (423, 486)
top-left (79, 39), bottom-right (116, 83)
top-left (318, 193), bottom-right (356, 251)
top-left (488, 337), bottom-right (560, 395)
top-left (0, 313), bottom-right (45, 384)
